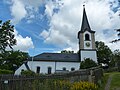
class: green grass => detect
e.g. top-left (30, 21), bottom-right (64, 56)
top-left (98, 73), bottom-right (110, 90)
top-left (110, 72), bottom-right (120, 90)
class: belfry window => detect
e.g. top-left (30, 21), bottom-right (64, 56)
top-left (85, 34), bottom-right (90, 40)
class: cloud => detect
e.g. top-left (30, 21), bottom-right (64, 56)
top-left (9, 0), bottom-right (44, 24)
top-left (12, 30), bottom-right (34, 52)
top-left (10, 0), bottom-right (27, 24)
top-left (25, 0), bottom-right (43, 8)
top-left (40, 30), bottom-right (49, 39)
top-left (40, 0), bottom-right (120, 51)
top-left (5, 0), bottom-right (120, 52)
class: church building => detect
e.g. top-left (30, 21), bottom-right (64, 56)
top-left (15, 5), bottom-right (97, 75)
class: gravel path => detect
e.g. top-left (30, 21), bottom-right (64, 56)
top-left (104, 74), bottom-right (113, 90)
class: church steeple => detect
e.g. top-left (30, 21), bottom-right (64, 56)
top-left (78, 5), bottom-right (97, 62)
top-left (81, 5), bottom-right (91, 31)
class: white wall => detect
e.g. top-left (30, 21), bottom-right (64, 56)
top-left (56, 62), bottom-right (80, 71)
top-left (81, 50), bottom-right (97, 62)
top-left (15, 64), bottom-right (27, 75)
top-left (28, 61), bottom-right (55, 74)
top-left (15, 61), bottom-right (80, 75)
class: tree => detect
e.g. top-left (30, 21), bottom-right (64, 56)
top-left (108, 49), bottom-right (120, 71)
top-left (0, 20), bottom-right (16, 52)
top-left (61, 50), bottom-right (74, 53)
top-left (0, 50), bottom-right (29, 71)
top-left (80, 58), bottom-right (97, 69)
top-left (95, 41), bottom-right (112, 65)
top-left (111, 29), bottom-right (120, 43)
top-left (113, 50), bottom-right (120, 70)
top-left (21, 70), bottom-right (36, 76)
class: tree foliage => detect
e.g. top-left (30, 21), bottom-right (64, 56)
top-left (80, 58), bottom-right (97, 69)
top-left (110, 50), bottom-right (120, 70)
top-left (0, 69), bottom-right (13, 74)
top-left (0, 20), bottom-right (16, 52)
top-left (21, 70), bottom-right (36, 76)
top-left (111, 29), bottom-right (120, 43)
top-left (0, 50), bottom-right (29, 71)
top-left (61, 50), bottom-right (74, 53)
top-left (95, 41), bottom-right (112, 65)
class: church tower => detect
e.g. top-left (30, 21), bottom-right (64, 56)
top-left (78, 5), bottom-right (97, 62)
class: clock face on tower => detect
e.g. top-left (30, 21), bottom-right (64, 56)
top-left (85, 42), bottom-right (90, 47)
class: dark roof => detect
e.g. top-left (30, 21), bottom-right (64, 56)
top-left (24, 62), bottom-right (30, 70)
top-left (78, 5), bottom-right (95, 38)
top-left (29, 53), bottom-right (80, 62)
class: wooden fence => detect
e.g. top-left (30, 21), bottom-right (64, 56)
top-left (0, 66), bottom-right (103, 90)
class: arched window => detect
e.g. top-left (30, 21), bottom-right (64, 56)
top-left (71, 68), bottom-right (75, 71)
top-left (21, 69), bottom-right (24, 72)
top-left (48, 67), bottom-right (52, 74)
top-left (36, 66), bottom-right (40, 74)
top-left (63, 67), bottom-right (66, 71)
top-left (85, 34), bottom-right (90, 40)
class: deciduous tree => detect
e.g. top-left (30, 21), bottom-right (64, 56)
top-left (0, 20), bottom-right (16, 52)
top-left (111, 29), bottom-right (120, 43)
top-left (0, 50), bottom-right (29, 71)
top-left (95, 41), bottom-right (112, 65)
top-left (61, 50), bottom-right (74, 53)
top-left (80, 58), bottom-right (97, 69)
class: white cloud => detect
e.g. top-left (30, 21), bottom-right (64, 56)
top-left (10, 0), bottom-right (44, 24)
top-left (23, 0), bottom-right (43, 8)
top-left (40, 30), bottom-right (49, 39)
top-left (10, 0), bottom-right (27, 24)
top-left (40, 0), bottom-right (120, 51)
top-left (13, 30), bottom-right (34, 52)
top-left (5, 0), bottom-right (120, 52)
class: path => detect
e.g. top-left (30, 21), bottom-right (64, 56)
top-left (104, 74), bottom-right (113, 90)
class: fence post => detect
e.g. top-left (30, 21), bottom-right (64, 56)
top-left (88, 69), bottom-right (95, 83)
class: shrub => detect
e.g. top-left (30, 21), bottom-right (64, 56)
top-left (71, 81), bottom-right (98, 90)
top-left (80, 58), bottom-right (97, 69)
top-left (31, 79), bottom-right (98, 90)
top-left (104, 67), bottom-right (119, 73)
top-left (43, 79), bottom-right (71, 90)
top-left (0, 69), bottom-right (13, 74)
top-left (21, 70), bottom-right (36, 76)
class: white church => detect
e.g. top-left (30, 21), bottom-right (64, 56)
top-left (15, 5), bottom-right (97, 75)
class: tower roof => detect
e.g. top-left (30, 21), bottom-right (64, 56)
top-left (80, 5), bottom-right (95, 33)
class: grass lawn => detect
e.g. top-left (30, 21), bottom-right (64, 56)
top-left (110, 72), bottom-right (120, 90)
top-left (98, 73), bottom-right (111, 90)
top-left (98, 72), bottom-right (120, 90)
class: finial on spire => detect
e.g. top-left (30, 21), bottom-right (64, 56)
top-left (83, 4), bottom-right (85, 7)
top-left (83, 1), bottom-right (85, 8)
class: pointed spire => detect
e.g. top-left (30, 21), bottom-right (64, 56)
top-left (81, 5), bottom-right (91, 31)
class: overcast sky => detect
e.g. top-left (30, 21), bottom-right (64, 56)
top-left (0, 0), bottom-right (120, 56)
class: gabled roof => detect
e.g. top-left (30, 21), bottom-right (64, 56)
top-left (79, 5), bottom-right (95, 33)
top-left (28, 53), bottom-right (80, 62)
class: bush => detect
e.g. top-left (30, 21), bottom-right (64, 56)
top-left (104, 67), bottom-right (119, 73)
top-left (21, 70), bottom-right (36, 76)
top-left (0, 69), bottom-right (13, 74)
top-left (32, 79), bottom-right (98, 90)
top-left (71, 81), bottom-right (98, 90)
top-left (80, 58), bottom-right (97, 69)
top-left (46, 80), bottom-right (71, 90)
